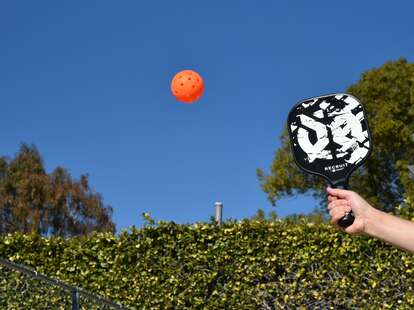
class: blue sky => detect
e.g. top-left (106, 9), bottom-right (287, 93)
top-left (1, 1), bottom-right (413, 231)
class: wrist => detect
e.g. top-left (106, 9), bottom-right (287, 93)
top-left (362, 206), bottom-right (382, 236)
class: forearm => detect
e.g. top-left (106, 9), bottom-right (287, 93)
top-left (364, 207), bottom-right (414, 253)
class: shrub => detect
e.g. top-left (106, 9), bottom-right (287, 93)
top-left (1, 219), bottom-right (413, 309)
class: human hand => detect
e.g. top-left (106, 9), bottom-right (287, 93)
top-left (327, 187), bottom-right (374, 234)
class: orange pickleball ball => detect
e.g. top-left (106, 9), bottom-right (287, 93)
top-left (171, 70), bottom-right (204, 104)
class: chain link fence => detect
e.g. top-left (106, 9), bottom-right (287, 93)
top-left (0, 257), bottom-right (131, 310)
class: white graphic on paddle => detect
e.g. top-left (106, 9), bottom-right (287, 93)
top-left (291, 101), bottom-right (369, 164)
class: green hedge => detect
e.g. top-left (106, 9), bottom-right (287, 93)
top-left (1, 219), bottom-right (414, 309)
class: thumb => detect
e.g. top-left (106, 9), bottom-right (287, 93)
top-left (326, 187), bottom-right (351, 199)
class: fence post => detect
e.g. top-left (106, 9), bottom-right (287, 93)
top-left (72, 288), bottom-right (80, 310)
top-left (215, 202), bottom-right (223, 225)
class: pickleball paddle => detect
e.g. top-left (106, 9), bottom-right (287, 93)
top-left (287, 93), bottom-right (372, 228)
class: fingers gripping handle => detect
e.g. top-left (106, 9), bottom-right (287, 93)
top-left (331, 180), bottom-right (355, 228)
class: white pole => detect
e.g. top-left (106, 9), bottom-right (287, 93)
top-left (215, 202), bottom-right (223, 225)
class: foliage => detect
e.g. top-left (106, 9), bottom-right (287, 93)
top-left (1, 220), bottom-right (414, 309)
top-left (394, 197), bottom-right (414, 222)
top-left (0, 264), bottom-right (71, 309)
top-left (250, 208), bottom-right (278, 221)
top-left (283, 208), bottom-right (327, 225)
top-left (0, 264), bottom-right (115, 309)
top-left (258, 59), bottom-right (414, 213)
top-left (0, 143), bottom-right (115, 236)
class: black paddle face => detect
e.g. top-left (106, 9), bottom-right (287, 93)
top-left (287, 93), bottom-right (372, 188)
top-left (287, 93), bottom-right (372, 227)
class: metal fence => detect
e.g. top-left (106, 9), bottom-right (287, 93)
top-left (0, 257), bottom-right (131, 310)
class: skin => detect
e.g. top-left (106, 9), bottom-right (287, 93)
top-left (327, 187), bottom-right (414, 253)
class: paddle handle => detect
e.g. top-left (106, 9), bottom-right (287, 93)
top-left (338, 211), bottom-right (355, 228)
top-left (331, 180), bottom-right (355, 228)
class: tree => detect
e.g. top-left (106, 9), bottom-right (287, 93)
top-left (0, 143), bottom-right (115, 236)
top-left (258, 59), bottom-right (414, 213)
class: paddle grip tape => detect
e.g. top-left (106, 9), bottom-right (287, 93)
top-left (331, 181), bottom-right (355, 228)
